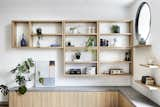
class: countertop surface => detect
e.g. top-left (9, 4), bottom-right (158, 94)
top-left (9, 86), bottom-right (160, 107)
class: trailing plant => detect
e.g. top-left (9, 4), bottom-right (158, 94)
top-left (0, 58), bottom-right (34, 96)
top-left (0, 85), bottom-right (9, 96)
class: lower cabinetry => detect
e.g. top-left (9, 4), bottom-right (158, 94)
top-left (9, 91), bottom-right (134, 107)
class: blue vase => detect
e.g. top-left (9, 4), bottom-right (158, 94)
top-left (21, 34), bottom-right (27, 47)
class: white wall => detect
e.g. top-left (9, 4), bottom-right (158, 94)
top-left (0, 0), bottom-right (132, 101)
top-left (129, 0), bottom-right (160, 105)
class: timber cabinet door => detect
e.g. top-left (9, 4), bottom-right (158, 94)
top-left (119, 93), bottom-right (135, 107)
top-left (9, 91), bottom-right (133, 107)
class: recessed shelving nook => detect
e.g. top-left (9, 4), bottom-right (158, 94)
top-left (12, 20), bottom-right (133, 77)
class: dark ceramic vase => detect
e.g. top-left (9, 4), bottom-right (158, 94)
top-left (76, 55), bottom-right (80, 59)
top-left (36, 28), bottom-right (42, 35)
top-left (21, 34), bottom-right (27, 47)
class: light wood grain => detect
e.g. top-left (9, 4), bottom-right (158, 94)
top-left (11, 20), bottom-right (134, 77)
top-left (9, 91), bottom-right (124, 107)
top-left (119, 93), bottom-right (135, 107)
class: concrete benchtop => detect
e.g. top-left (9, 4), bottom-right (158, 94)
top-left (9, 86), bottom-right (159, 107)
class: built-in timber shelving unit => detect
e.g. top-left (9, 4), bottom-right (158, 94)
top-left (12, 20), bottom-right (133, 77)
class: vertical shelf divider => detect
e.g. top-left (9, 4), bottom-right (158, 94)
top-left (129, 21), bottom-right (134, 76)
top-left (63, 21), bottom-right (66, 75)
top-left (11, 21), bottom-right (17, 48)
top-left (28, 21), bottom-right (32, 47)
top-left (97, 20), bottom-right (100, 75)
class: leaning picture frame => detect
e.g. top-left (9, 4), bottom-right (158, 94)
top-left (35, 60), bottom-right (56, 87)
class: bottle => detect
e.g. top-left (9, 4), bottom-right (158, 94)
top-left (100, 39), bottom-right (103, 46)
top-left (125, 52), bottom-right (130, 61)
top-left (20, 34), bottom-right (27, 47)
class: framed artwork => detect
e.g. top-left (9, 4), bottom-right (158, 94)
top-left (35, 61), bottom-right (55, 87)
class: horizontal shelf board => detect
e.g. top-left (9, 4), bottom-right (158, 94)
top-left (99, 20), bottom-right (132, 23)
top-left (64, 74), bottom-right (131, 77)
top-left (64, 20), bottom-right (97, 23)
top-left (65, 61), bottom-right (97, 64)
top-left (64, 74), bottom-right (98, 77)
top-left (134, 45), bottom-right (152, 48)
top-left (140, 64), bottom-right (160, 68)
top-left (100, 47), bottom-right (131, 50)
top-left (65, 47), bottom-right (97, 50)
top-left (16, 47), bottom-right (63, 49)
top-left (32, 34), bottom-right (62, 36)
top-left (135, 80), bottom-right (160, 90)
top-left (99, 74), bottom-right (131, 76)
top-left (12, 20), bottom-right (29, 23)
top-left (31, 20), bottom-right (62, 23)
top-left (100, 33), bottom-right (132, 36)
top-left (100, 61), bottom-right (132, 64)
top-left (65, 33), bottom-right (97, 36)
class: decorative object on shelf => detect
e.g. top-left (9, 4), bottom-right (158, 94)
top-left (35, 61), bottom-right (55, 87)
top-left (100, 39), bottom-right (109, 47)
top-left (36, 28), bottom-right (42, 35)
top-left (88, 26), bottom-right (96, 34)
top-left (135, 2), bottom-right (151, 45)
top-left (139, 37), bottom-right (146, 45)
top-left (68, 69), bottom-right (81, 74)
top-left (112, 38), bottom-right (117, 47)
top-left (109, 68), bottom-right (123, 75)
top-left (0, 58), bottom-right (35, 95)
top-left (85, 66), bottom-right (96, 75)
top-left (91, 27), bottom-right (96, 33)
top-left (111, 25), bottom-right (120, 33)
top-left (50, 44), bottom-right (60, 47)
top-left (66, 41), bottom-right (72, 46)
top-left (37, 36), bottom-right (41, 48)
top-left (100, 39), bottom-right (104, 46)
top-left (20, 33), bottom-right (27, 47)
top-left (69, 26), bottom-right (78, 34)
top-left (141, 76), bottom-right (155, 86)
top-left (88, 26), bottom-right (92, 34)
top-left (105, 40), bottom-right (109, 47)
top-left (74, 51), bottom-right (81, 60)
top-left (147, 56), bottom-right (156, 65)
top-left (86, 37), bottom-right (96, 47)
top-left (125, 52), bottom-right (130, 61)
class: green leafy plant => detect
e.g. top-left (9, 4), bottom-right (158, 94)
top-left (0, 58), bottom-right (34, 96)
top-left (39, 77), bottom-right (44, 85)
top-left (18, 85), bottom-right (27, 95)
top-left (86, 37), bottom-right (96, 47)
top-left (111, 25), bottom-right (120, 33)
top-left (0, 85), bottom-right (9, 96)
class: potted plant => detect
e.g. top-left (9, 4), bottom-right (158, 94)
top-left (0, 58), bottom-right (34, 95)
top-left (86, 36), bottom-right (96, 47)
top-left (75, 51), bottom-right (81, 60)
top-left (111, 25), bottom-right (120, 33)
